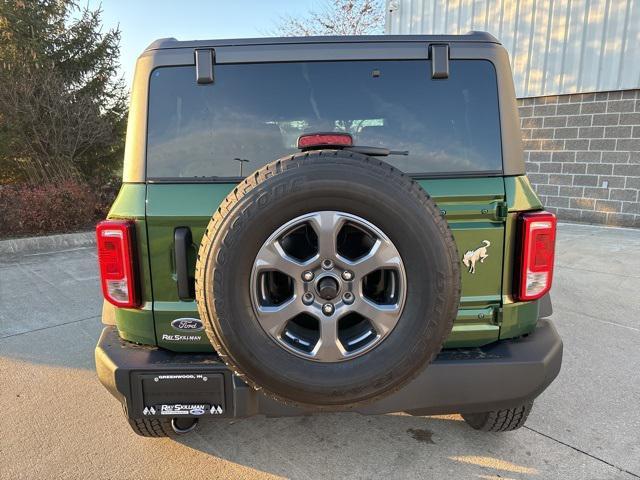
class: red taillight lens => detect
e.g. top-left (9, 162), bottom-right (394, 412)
top-left (516, 211), bottom-right (557, 301)
top-left (96, 220), bottom-right (140, 308)
top-left (297, 133), bottom-right (353, 149)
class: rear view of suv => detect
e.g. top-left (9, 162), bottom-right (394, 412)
top-left (95, 32), bottom-right (562, 437)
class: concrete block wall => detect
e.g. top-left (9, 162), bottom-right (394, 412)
top-left (518, 90), bottom-right (640, 227)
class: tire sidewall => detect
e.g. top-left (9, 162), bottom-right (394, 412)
top-left (198, 153), bottom-right (460, 407)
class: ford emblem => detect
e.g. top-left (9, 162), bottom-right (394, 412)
top-left (171, 318), bottom-right (204, 332)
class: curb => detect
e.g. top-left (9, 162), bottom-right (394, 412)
top-left (0, 231), bottom-right (95, 256)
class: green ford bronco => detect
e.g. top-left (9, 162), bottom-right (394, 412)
top-left (95, 32), bottom-right (562, 437)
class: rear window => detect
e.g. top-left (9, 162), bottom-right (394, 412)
top-left (146, 60), bottom-right (502, 179)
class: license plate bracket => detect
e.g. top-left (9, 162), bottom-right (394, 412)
top-left (131, 371), bottom-right (227, 418)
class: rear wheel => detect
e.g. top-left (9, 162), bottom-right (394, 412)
top-left (126, 417), bottom-right (198, 438)
top-left (462, 401), bottom-right (534, 432)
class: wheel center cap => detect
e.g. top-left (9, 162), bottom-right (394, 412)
top-left (316, 276), bottom-right (340, 300)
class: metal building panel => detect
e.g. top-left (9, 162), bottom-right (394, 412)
top-left (387, 0), bottom-right (640, 96)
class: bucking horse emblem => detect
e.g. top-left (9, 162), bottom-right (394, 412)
top-left (462, 240), bottom-right (490, 274)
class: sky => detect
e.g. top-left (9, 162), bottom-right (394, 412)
top-left (86, 0), bottom-right (318, 88)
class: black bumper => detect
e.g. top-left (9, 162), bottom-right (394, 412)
top-left (95, 319), bottom-right (562, 420)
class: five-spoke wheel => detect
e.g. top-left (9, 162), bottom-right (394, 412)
top-left (251, 211), bottom-right (406, 362)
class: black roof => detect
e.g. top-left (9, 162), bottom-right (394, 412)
top-left (144, 31), bottom-right (500, 52)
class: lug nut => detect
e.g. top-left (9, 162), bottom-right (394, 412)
top-left (341, 270), bottom-right (354, 281)
top-left (302, 270), bottom-right (314, 282)
top-left (322, 303), bottom-right (334, 315)
top-left (302, 292), bottom-right (315, 305)
top-left (322, 259), bottom-right (334, 270)
top-left (342, 292), bottom-right (354, 304)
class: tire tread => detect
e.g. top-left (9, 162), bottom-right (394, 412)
top-left (127, 417), bottom-right (174, 437)
top-left (462, 402), bottom-right (534, 432)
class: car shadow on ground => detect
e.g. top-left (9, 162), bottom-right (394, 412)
top-left (174, 412), bottom-right (541, 479)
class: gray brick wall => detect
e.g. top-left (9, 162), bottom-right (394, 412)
top-left (518, 90), bottom-right (640, 228)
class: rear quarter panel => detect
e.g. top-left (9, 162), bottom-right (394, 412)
top-left (107, 184), bottom-right (155, 344)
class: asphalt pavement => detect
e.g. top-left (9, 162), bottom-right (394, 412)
top-left (1, 223), bottom-right (639, 480)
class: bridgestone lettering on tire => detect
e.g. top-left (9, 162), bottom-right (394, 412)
top-left (195, 150), bottom-right (461, 408)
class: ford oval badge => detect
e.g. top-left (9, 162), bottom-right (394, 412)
top-left (171, 318), bottom-right (204, 332)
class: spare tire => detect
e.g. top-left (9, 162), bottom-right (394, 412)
top-left (195, 150), bottom-right (460, 408)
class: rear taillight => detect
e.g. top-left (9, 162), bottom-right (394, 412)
top-left (96, 220), bottom-right (140, 308)
top-left (516, 211), bottom-right (557, 301)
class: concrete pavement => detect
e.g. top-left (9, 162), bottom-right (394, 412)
top-left (1, 223), bottom-right (639, 479)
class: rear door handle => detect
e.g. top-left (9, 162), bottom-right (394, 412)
top-left (174, 227), bottom-right (194, 300)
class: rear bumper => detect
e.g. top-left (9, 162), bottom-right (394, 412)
top-left (95, 319), bottom-right (562, 419)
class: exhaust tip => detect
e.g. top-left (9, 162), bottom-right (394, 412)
top-left (171, 417), bottom-right (199, 435)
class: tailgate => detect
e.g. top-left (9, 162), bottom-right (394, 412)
top-left (145, 177), bottom-right (506, 352)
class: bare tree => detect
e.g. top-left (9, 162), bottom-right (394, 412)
top-left (272, 0), bottom-right (385, 37)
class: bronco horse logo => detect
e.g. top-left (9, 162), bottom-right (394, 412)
top-left (462, 240), bottom-right (490, 274)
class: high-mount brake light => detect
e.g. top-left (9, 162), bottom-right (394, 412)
top-left (297, 133), bottom-right (353, 149)
top-left (96, 220), bottom-right (140, 308)
top-left (516, 211), bottom-right (557, 301)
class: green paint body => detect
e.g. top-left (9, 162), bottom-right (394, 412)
top-left (106, 175), bottom-right (543, 351)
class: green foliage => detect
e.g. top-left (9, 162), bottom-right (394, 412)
top-left (0, 0), bottom-right (127, 184)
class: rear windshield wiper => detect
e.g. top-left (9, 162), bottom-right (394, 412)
top-left (344, 146), bottom-right (409, 157)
